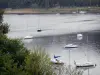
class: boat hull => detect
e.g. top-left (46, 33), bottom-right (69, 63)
top-left (76, 65), bottom-right (95, 68)
top-left (37, 29), bottom-right (42, 32)
top-left (64, 44), bottom-right (78, 48)
top-left (64, 46), bottom-right (78, 48)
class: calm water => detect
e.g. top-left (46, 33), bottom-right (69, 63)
top-left (4, 14), bottom-right (100, 75)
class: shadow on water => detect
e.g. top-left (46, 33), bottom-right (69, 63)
top-left (24, 32), bottom-right (98, 47)
top-left (24, 31), bottom-right (100, 54)
top-left (76, 65), bottom-right (96, 71)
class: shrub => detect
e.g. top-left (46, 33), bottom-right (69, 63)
top-left (0, 23), bottom-right (9, 34)
top-left (0, 37), bottom-right (29, 66)
top-left (25, 48), bottom-right (55, 75)
top-left (66, 66), bottom-right (83, 75)
top-left (0, 51), bottom-right (27, 75)
top-left (0, 9), bottom-right (9, 34)
top-left (0, 9), bottom-right (4, 23)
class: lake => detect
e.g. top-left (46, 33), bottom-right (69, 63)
top-left (4, 13), bottom-right (100, 75)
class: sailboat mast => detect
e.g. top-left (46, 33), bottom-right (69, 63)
top-left (38, 14), bottom-right (40, 30)
top-left (87, 33), bottom-right (89, 62)
top-left (69, 49), bottom-right (70, 66)
top-left (87, 33), bottom-right (90, 75)
top-left (37, 14), bottom-right (42, 32)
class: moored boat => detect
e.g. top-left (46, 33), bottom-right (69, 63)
top-left (74, 61), bottom-right (96, 68)
top-left (64, 44), bottom-right (78, 48)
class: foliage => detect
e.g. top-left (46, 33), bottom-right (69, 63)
top-left (0, 9), bottom-right (9, 34)
top-left (0, 51), bottom-right (27, 75)
top-left (0, 23), bottom-right (9, 34)
top-left (0, 9), bottom-right (4, 23)
top-left (0, 8), bottom-right (29, 73)
top-left (66, 66), bottom-right (83, 75)
top-left (0, 37), bottom-right (29, 66)
top-left (0, 36), bottom-right (56, 75)
top-left (0, 0), bottom-right (100, 8)
top-left (0, 36), bottom-right (29, 75)
top-left (25, 48), bottom-right (55, 75)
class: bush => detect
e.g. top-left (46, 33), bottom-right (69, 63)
top-left (0, 51), bottom-right (27, 75)
top-left (0, 9), bottom-right (9, 34)
top-left (25, 48), bottom-right (55, 75)
top-left (0, 37), bottom-right (55, 75)
top-left (66, 66), bottom-right (83, 75)
top-left (0, 23), bottom-right (9, 34)
top-left (0, 37), bottom-right (29, 75)
top-left (0, 37), bottom-right (29, 66)
top-left (0, 9), bottom-right (4, 23)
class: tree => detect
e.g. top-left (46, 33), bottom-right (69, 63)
top-left (0, 9), bottom-right (28, 75)
top-left (0, 9), bottom-right (9, 35)
top-left (0, 0), bottom-right (100, 8)
top-left (0, 51), bottom-right (27, 75)
top-left (0, 0), bottom-right (8, 8)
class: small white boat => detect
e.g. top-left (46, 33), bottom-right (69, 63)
top-left (79, 11), bottom-right (87, 14)
top-left (64, 44), bottom-right (78, 48)
top-left (24, 35), bottom-right (33, 39)
top-left (74, 61), bottom-right (96, 68)
top-left (37, 29), bottom-right (42, 32)
top-left (72, 11), bottom-right (77, 14)
top-left (51, 59), bottom-right (64, 65)
top-left (51, 55), bottom-right (64, 65)
top-left (56, 13), bottom-right (60, 15)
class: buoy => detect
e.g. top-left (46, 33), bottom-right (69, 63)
top-left (37, 29), bottom-right (42, 32)
top-left (77, 34), bottom-right (83, 40)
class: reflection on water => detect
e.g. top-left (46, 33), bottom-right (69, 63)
top-left (76, 66), bottom-right (96, 71)
top-left (4, 14), bottom-right (100, 75)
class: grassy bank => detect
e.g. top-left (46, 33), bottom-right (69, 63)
top-left (4, 7), bottom-right (100, 14)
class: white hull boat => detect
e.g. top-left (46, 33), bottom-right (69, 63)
top-left (79, 11), bottom-right (87, 14)
top-left (56, 13), bottom-right (60, 15)
top-left (72, 11), bottom-right (77, 14)
top-left (51, 59), bottom-right (64, 65)
top-left (64, 44), bottom-right (78, 48)
top-left (24, 35), bottom-right (33, 39)
top-left (74, 62), bottom-right (96, 68)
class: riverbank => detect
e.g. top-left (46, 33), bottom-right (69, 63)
top-left (4, 7), bottom-right (100, 14)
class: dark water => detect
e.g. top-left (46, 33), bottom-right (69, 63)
top-left (4, 14), bottom-right (100, 75)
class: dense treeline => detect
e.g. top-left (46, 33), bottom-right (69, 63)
top-left (0, 0), bottom-right (100, 9)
